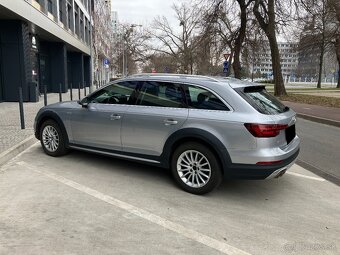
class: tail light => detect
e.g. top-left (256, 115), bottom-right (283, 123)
top-left (244, 123), bottom-right (288, 138)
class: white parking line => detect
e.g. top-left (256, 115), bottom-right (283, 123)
top-left (287, 172), bottom-right (325, 181)
top-left (17, 161), bottom-right (251, 255)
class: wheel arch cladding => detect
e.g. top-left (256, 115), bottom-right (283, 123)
top-left (35, 111), bottom-right (69, 145)
top-left (161, 128), bottom-right (231, 173)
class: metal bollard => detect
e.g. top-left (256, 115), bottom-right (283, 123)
top-left (44, 85), bottom-right (47, 106)
top-left (70, 83), bottom-right (73, 101)
top-left (18, 87), bottom-right (25, 130)
top-left (59, 83), bottom-right (62, 102)
top-left (78, 82), bottom-right (81, 100)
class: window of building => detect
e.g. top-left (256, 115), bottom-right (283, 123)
top-left (47, 0), bottom-right (53, 13)
top-left (59, 0), bottom-right (63, 23)
top-left (67, 3), bottom-right (72, 29)
top-left (85, 21), bottom-right (88, 44)
top-left (75, 5), bottom-right (79, 35)
top-left (80, 12), bottom-right (84, 40)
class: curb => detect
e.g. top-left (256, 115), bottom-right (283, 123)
top-left (296, 159), bottom-right (340, 187)
top-left (297, 113), bottom-right (340, 128)
top-left (0, 135), bottom-right (37, 167)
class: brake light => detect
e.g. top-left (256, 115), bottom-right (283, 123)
top-left (244, 123), bottom-right (288, 137)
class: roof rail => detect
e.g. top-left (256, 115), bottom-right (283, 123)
top-left (128, 73), bottom-right (220, 82)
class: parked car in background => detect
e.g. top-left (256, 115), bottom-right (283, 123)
top-left (34, 74), bottom-right (300, 194)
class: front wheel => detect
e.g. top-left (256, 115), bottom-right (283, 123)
top-left (40, 119), bottom-right (68, 157)
top-left (171, 142), bottom-right (223, 195)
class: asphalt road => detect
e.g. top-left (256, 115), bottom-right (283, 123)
top-left (296, 118), bottom-right (340, 182)
top-left (0, 143), bottom-right (339, 255)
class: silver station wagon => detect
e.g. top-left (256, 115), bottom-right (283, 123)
top-left (34, 74), bottom-right (300, 194)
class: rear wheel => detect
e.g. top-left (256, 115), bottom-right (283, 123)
top-left (171, 142), bottom-right (222, 194)
top-left (40, 119), bottom-right (68, 157)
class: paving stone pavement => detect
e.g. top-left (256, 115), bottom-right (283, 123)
top-left (0, 89), bottom-right (88, 154)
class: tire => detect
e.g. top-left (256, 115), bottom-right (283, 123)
top-left (171, 142), bottom-right (223, 195)
top-left (40, 119), bottom-right (68, 157)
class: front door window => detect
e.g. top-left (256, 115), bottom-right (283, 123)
top-left (83, 81), bottom-right (137, 105)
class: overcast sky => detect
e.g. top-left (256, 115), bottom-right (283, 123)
top-left (112, 0), bottom-right (182, 27)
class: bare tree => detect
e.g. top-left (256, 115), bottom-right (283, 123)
top-left (214, 3), bottom-right (238, 76)
top-left (142, 53), bottom-right (178, 73)
top-left (329, 0), bottom-right (340, 87)
top-left (232, 0), bottom-right (255, 78)
top-left (152, 3), bottom-right (207, 74)
top-left (206, 0), bottom-right (254, 78)
top-left (243, 22), bottom-right (267, 80)
top-left (253, 0), bottom-right (287, 96)
top-left (92, 0), bottom-right (114, 82)
top-left (114, 24), bottom-right (151, 75)
top-left (296, 0), bottom-right (339, 88)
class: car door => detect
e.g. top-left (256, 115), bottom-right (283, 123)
top-left (69, 82), bottom-right (136, 151)
top-left (121, 80), bottom-right (189, 156)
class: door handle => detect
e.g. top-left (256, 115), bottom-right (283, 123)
top-left (164, 119), bottom-right (178, 126)
top-left (110, 114), bottom-right (121, 120)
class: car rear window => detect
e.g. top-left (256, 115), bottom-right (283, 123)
top-left (237, 86), bottom-right (289, 115)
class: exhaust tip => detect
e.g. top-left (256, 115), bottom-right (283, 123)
top-left (275, 169), bottom-right (287, 178)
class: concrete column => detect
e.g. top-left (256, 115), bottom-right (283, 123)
top-left (67, 52), bottom-right (84, 88)
top-left (50, 42), bottom-right (68, 93)
top-left (83, 55), bottom-right (91, 87)
top-left (0, 20), bottom-right (33, 102)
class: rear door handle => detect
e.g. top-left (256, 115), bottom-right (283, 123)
top-left (110, 114), bottom-right (121, 120)
top-left (164, 119), bottom-right (178, 126)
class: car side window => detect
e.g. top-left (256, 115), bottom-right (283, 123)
top-left (136, 81), bottom-right (186, 108)
top-left (185, 85), bottom-right (230, 111)
top-left (85, 81), bottom-right (137, 105)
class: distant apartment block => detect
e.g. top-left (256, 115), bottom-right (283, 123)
top-left (111, 11), bottom-right (118, 34)
top-left (253, 42), bottom-right (299, 78)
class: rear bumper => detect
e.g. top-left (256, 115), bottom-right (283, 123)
top-left (224, 148), bottom-right (299, 180)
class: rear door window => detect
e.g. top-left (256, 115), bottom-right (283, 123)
top-left (237, 86), bottom-right (288, 115)
top-left (184, 85), bottom-right (230, 111)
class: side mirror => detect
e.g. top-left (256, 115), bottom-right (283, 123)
top-left (78, 100), bottom-right (88, 108)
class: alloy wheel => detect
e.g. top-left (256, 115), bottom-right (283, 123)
top-left (42, 125), bottom-right (60, 152)
top-left (176, 150), bottom-right (211, 188)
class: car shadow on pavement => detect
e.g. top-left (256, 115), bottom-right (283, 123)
top-left (32, 146), bottom-right (295, 203)
top-left (62, 148), bottom-right (175, 181)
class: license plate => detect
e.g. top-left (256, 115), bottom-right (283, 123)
top-left (285, 124), bottom-right (296, 144)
